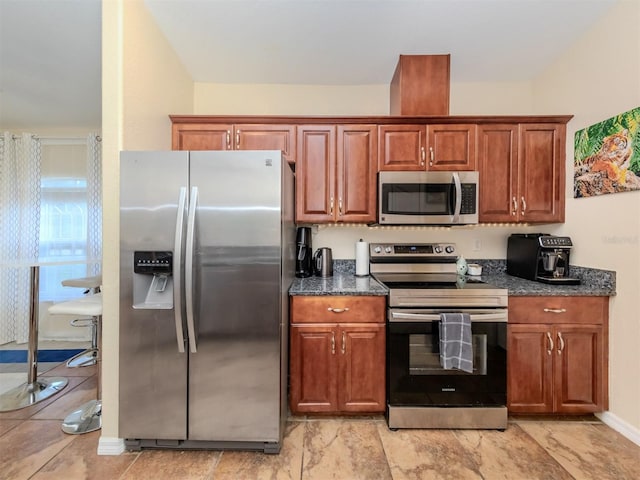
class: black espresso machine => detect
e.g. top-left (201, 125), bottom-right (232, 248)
top-left (507, 233), bottom-right (581, 285)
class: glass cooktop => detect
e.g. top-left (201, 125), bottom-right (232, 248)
top-left (373, 273), bottom-right (494, 290)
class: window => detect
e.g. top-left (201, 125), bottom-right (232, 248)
top-left (38, 143), bottom-right (92, 301)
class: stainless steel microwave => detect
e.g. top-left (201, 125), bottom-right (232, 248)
top-left (378, 171), bottom-right (479, 225)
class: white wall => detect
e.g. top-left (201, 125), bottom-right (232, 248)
top-left (532, 0), bottom-right (640, 435)
top-left (194, 80), bottom-right (535, 117)
top-left (195, 83), bottom-right (389, 115)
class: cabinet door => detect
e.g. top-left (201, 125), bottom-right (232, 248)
top-left (234, 124), bottom-right (296, 164)
top-left (172, 124), bottom-right (231, 151)
top-left (426, 124), bottom-right (477, 171)
top-left (295, 125), bottom-right (336, 223)
top-left (338, 324), bottom-right (385, 412)
top-left (507, 324), bottom-right (553, 413)
top-left (554, 325), bottom-right (603, 413)
top-left (518, 123), bottom-right (565, 223)
top-left (378, 125), bottom-right (426, 171)
top-left (337, 125), bottom-right (377, 223)
top-left (477, 124), bottom-right (519, 222)
top-left (289, 324), bottom-right (338, 414)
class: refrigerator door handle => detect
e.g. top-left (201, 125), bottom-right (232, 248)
top-left (185, 186), bottom-right (198, 353)
top-left (173, 187), bottom-right (187, 353)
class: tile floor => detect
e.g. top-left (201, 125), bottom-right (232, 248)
top-left (1, 361), bottom-right (639, 480)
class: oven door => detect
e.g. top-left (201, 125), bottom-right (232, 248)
top-left (387, 308), bottom-right (507, 408)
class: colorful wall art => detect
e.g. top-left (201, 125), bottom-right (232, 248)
top-left (574, 106), bottom-right (640, 198)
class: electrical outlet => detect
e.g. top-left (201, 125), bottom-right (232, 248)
top-left (473, 239), bottom-right (481, 251)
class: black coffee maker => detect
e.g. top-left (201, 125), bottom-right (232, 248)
top-left (507, 233), bottom-right (580, 285)
top-left (295, 227), bottom-right (313, 278)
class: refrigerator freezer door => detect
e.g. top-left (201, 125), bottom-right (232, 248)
top-left (119, 151), bottom-right (189, 440)
top-left (188, 151), bottom-right (283, 442)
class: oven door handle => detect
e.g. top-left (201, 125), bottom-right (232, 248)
top-left (390, 311), bottom-right (508, 323)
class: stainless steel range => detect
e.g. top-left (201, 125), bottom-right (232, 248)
top-left (370, 243), bottom-right (509, 430)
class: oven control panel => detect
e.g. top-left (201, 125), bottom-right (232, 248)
top-left (370, 243), bottom-right (457, 261)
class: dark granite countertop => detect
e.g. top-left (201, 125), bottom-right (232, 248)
top-left (289, 260), bottom-right (616, 297)
top-left (290, 259), bottom-right (387, 295)
top-left (289, 273), bottom-right (387, 296)
top-left (468, 260), bottom-right (615, 296)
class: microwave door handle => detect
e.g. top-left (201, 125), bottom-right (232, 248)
top-left (452, 172), bottom-right (462, 222)
top-left (390, 311), bottom-right (508, 323)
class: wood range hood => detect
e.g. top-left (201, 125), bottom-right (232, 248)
top-left (390, 54), bottom-right (451, 116)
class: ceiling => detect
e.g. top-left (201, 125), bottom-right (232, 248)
top-left (0, 0), bottom-right (617, 130)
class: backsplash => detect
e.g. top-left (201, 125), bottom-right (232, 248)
top-left (310, 224), bottom-right (565, 260)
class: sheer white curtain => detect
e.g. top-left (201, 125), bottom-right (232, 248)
top-left (86, 133), bottom-right (102, 275)
top-left (0, 133), bottom-right (42, 344)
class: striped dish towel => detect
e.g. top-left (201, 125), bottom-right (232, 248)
top-left (439, 313), bottom-right (473, 373)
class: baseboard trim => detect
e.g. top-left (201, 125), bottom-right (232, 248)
top-left (98, 436), bottom-right (126, 455)
top-left (597, 411), bottom-right (640, 446)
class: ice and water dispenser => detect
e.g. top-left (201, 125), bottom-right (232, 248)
top-left (132, 251), bottom-right (174, 309)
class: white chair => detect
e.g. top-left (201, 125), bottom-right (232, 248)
top-left (57, 275), bottom-right (102, 368)
top-left (48, 292), bottom-right (103, 434)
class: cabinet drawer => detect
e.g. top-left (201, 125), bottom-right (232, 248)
top-left (291, 296), bottom-right (386, 324)
top-left (509, 296), bottom-right (608, 325)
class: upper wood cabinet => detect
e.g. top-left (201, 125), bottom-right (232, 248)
top-left (170, 115), bottom-right (571, 225)
top-left (478, 123), bottom-right (565, 223)
top-left (172, 123), bottom-right (232, 151)
top-left (428, 124), bottom-right (477, 170)
top-left (477, 124), bottom-right (519, 222)
top-left (378, 124), bottom-right (476, 171)
top-left (390, 54), bottom-right (450, 116)
top-left (296, 124), bottom-right (377, 224)
top-left (172, 123), bottom-right (296, 164)
top-left (518, 123), bottom-right (565, 223)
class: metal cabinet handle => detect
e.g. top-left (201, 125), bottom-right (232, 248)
top-left (557, 332), bottom-right (565, 355)
top-left (429, 146), bottom-right (434, 166)
top-left (330, 197), bottom-right (334, 215)
top-left (511, 197), bottom-right (517, 216)
top-left (341, 331), bottom-right (346, 354)
top-left (338, 197), bottom-right (343, 216)
top-left (236, 130), bottom-right (241, 148)
top-left (521, 196), bottom-right (527, 216)
top-left (327, 307), bottom-right (350, 313)
top-left (226, 130), bottom-right (231, 149)
top-left (331, 331), bottom-right (336, 355)
top-left (546, 332), bottom-right (554, 356)
top-left (420, 147), bottom-right (426, 166)
top-left (543, 308), bottom-right (567, 314)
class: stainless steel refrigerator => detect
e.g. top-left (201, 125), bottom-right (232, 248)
top-left (119, 150), bottom-right (294, 453)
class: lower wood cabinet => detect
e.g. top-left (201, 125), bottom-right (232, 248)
top-left (289, 296), bottom-right (386, 414)
top-left (507, 296), bottom-right (608, 414)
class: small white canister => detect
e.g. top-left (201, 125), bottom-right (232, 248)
top-left (467, 263), bottom-right (483, 276)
